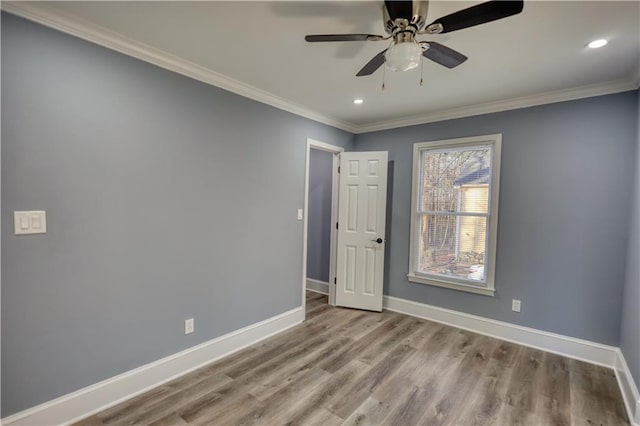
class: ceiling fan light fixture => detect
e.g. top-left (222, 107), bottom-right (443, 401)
top-left (385, 42), bottom-right (422, 72)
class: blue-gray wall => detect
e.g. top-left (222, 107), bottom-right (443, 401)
top-left (354, 91), bottom-right (638, 346)
top-left (3, 9), bottom-right (639, 420)
top-left (620, 89), bottom-right (640, 385)
top-left (1, 13), bottom-right (354, 416)
top-left (306, 149), bottom-right (333, 283)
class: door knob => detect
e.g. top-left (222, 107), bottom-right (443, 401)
top-left (374, 238), bottom-right (383, 244)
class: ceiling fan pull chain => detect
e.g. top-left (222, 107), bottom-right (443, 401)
top-left (382, 64), bottom-right (386, 91)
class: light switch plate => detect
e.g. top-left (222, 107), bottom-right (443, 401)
top-left (14, 211), bottom-right (47, 235)
top-left (297, 209), bottom-right (303, 221)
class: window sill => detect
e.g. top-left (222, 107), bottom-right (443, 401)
top-left (407, 273), bottom-right (495, 296)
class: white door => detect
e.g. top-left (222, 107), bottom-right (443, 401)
top-left (335, 151), bottom-right (388, 311)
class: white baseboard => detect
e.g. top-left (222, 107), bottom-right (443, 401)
top-left (306, 278), bottom-right (329, 295)
top-left (383, 295), bottom-right (618, 368)
top-left (3, 295), bottom-right (635, 425)
top-left (615, 349), bottom-right (640, 426)
top-left (2, 307), bottom-right (304, 426)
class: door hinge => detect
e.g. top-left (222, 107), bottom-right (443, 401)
top-left (336, 222), bottom-right (339, 229)
top-left (334, 277), bottom-right (337, 285)
top-left (338, 166), bottom-right (341, 173)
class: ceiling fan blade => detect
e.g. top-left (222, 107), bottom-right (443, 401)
top-left (422, 42), bottom-right (467, 68)
top-left (384, 1), bottom-right (414, 21)
top-left (356, 49), bottom-right (387, 76)
top-left (305, 34), bottom-right (382, 42)
top-left (427, 1), bottom-right (523, 33)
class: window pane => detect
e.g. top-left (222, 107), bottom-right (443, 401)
top-left (417, 214), bottom-right (488, 283)
top-left (419, 146), bottom-right (492, 213)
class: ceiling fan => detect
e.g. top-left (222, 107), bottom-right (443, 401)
top-left (305, 0), bottom-right (524, 76)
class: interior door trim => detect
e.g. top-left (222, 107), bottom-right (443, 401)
top-left (302, 138), bottom-right (344, 313)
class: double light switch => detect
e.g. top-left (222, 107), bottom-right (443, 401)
top-left (14, 211), bottom-right (47, 235)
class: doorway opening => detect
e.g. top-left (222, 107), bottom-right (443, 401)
top-left (302, 139), bottom-right (342, 313)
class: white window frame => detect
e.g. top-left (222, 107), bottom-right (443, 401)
top-left (408, 134), bottom-right (502, 296)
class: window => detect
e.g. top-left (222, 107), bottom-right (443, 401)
top-left (408, 134), bottom-right (502, 296)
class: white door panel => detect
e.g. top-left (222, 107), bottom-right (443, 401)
top-left (336, 151), bottom-right (388, 311)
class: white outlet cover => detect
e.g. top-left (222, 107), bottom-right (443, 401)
top-left (297, 209), bottom-right (303, 221)
top-left (185, 318), bottom-right (194, 335)
top-left (512, 299), bottom-right (521, 313)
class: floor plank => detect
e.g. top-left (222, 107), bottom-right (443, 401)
top-left (74, 291), bottom-right (630, 426)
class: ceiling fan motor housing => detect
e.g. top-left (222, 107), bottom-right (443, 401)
top-left (384, 0), bottom-right (429, 35)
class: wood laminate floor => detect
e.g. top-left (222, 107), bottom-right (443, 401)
top-left (76, 291), bottom-right (629, 426)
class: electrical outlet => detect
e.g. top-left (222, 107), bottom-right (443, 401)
top-left (512, 299), bottom-right (521, 313)
top-left (185, 318), bottom-right (194, 335)
top-left (297, 209), bottom-right (303, 221)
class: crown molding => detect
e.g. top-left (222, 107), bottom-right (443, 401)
top-left (351, 77), bottom-right (640, 133)
top-left (2, 2), bottom-right (639, 136)
top-left (0, 2), bottom-right (358, 133)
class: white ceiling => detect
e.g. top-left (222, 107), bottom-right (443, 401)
top-left (11, 1), bottom-right (640, 130)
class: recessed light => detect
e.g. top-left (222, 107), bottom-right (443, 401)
top-left (353, 98), bottom-right (364, 105)
top-left (588, 39), bottom-right (608, 49)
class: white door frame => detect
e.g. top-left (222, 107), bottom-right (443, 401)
top-left (302, 138), bottom-right (343, 313)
